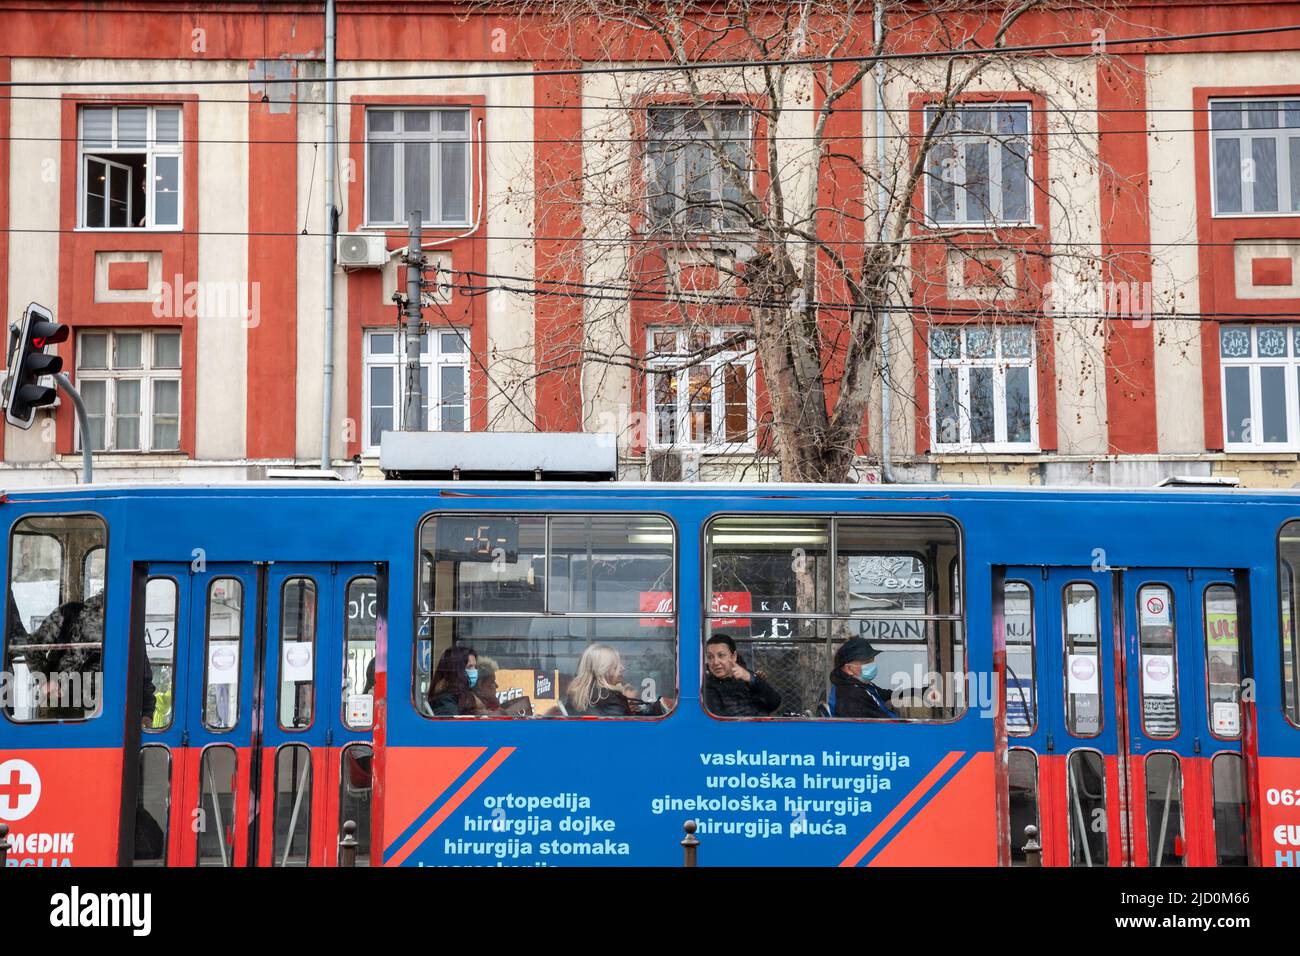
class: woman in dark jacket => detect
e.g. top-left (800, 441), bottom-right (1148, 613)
top-left (426, 645), bottom-right (486, 716)
top-left (565, 643), bottom-right (668, 717)
top-left (829, 638), bottom-right (897, 719)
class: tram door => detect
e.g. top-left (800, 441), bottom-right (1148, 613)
top-left (1000, 566), bottom-right (1249, 868)
top-left (127, 561), bottom-right (384, 867)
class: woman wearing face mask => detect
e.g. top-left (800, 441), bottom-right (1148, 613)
top-left (829, 638), bottom-right (897, 719)
top-left (565, 643), bottom-right (670, 717)
top-left (427, 645), bottom-right (486, 716)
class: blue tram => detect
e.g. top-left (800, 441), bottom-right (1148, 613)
top-left (0, 480), bottom-right (1297, 867)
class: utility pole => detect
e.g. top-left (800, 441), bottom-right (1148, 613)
top-left (401, 210), bottom-right (426, 431)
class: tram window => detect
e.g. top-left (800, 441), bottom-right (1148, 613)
top-left (3, 514), bottom-right (107, 722)
top-left (196, 745), bottom-right (237, 867)
top-left (132, 745), bottom-right (171, 867)
top-left (1278, 522), bottom-right (1300, 725)
top-left (1007, 748), bottom-right (1040, 865)
top-left (1063, 583), bottom-right (1102, 737)
top-left (273, 744), bottom-right (313, 867)
top-left (1137, 585), bottom-right (1179, 739)
top-left (343, 576), bottom-right (378, 730)
top-left (144, 578), bottom-right (178, 731)
top-left (1204, 585), bottom-right (1241, 739)
top-left (82, 546), bottom-right (104, 596)
top-left (203, 577), bottom-right (243, 731)
top-left (415, 514), bottom-right (676, 718)
top-left (705, 515), bottom-right (963, 720)
top-left (277, 577), bottom-right (317, 731)
top-left (1212, 753), bottom-right (1249, 866)
top-left (1005, 581), bottom-right (1036, 735)
top-left (1067, 749), bottom-right (1108, 867)
top-left (1145, 753), bottom-right (1186, 867)
top-left (340, 743), bottom-right (373, 866)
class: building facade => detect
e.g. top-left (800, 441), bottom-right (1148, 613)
top-left (0, 0), bottom-right (1297, 487)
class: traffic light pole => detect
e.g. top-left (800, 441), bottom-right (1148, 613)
top-left (402, 210), bottom-right (426, 431)
top-left (54, 372), bottom-right (92, 484)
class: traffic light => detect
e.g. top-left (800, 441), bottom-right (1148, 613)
top-left (5, 303), bottom-right (68, 430)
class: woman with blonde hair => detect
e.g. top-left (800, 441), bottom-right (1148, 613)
top-left (565, 643), bottom-right (670, 717)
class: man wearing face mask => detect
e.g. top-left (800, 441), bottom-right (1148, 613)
top-left (829, 638), bottom-right (897, 719)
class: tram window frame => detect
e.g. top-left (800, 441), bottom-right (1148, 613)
top-left (132, 743), bottom-right (172, 867)
top-left (1066, 747), bottom-right (1109, 867)
top-left (1211, 751), bottom-right (1249, 867)
top-left (272, 743), bottom-right (313, 867)
top-left (702, 513), bottom-right (965, 722)
top-left (201, 576), bottom-right (244, 733)
top-left (339, 742), bottom-right (374, 866)
top-left (195, 743), bottom-right (238, 868)
top-left (1007, 746), bottom-right (1041, 865)
top-left (277, 576), bottom-right (318, 732)
top-left (1137, 583), bottom-right (1180, 740)
top-left (143, 575), bottom-right (179, 732)
top-left (3, 512), bottom-right (108, 724)
top-left (1062, 581), bottom-right (1103, 738)
top-left (1004, 579), bottom-right (1036, 736)
top-left (1203, 583), bottom-right (1242, 741)
top-left (1144, 751), bottom-right (1187, 868)
top-left (1277, 521), bottom-right (1300, 727)
top-left (342, 575), bottom-right (378, 731)
top-left (413, 512), bottom-right (679, 720)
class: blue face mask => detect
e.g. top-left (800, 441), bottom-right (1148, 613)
top-left (859, 662), bottom-right (878, 682)
top-left (466, 667), bottom-right (479, 688)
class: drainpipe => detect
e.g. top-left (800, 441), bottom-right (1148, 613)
top-left (320, 0), bottom-right (337, 470)
top-left (874, 0), bottom-right (896, 483)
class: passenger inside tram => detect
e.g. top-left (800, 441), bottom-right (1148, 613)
top-left (563, 643), bottom-right (674, 717)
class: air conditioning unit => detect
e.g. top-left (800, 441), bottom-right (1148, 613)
top-left (336, 233), bottom-right (389, 269)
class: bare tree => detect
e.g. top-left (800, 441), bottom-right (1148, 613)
top-left (474, 0), bottom-right (1155, 482)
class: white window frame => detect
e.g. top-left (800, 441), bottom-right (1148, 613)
top-left (646, 327), bottom-right (756, 452)
top-left (923, 103), bottom-right (1033, 228)
top-left (1219, 325), bottom-right (1300, 451)
top-left (646, 106), bottom-right (753, 235)
top-left (928, 325), bottom-right (1039, 453)
top-left (363, 108), bottom-right (472, 228)
top-left (1209, 97), bottom-right (1300, 218)
top-left (77, 105), bottom-right (183, 231)
top-left (74, 329), bottom-right (182, 453)
top-left (362, 328), bottom-right (470, 453)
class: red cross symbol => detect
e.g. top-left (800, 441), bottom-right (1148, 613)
top-left (0, 768), bottom-right (33, 810)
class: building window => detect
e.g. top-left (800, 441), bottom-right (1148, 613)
top-left (647, 107), bottom-right (751, 233)
top-left (1211, 98), bottom-right (1300, 216)
top-left (647, 327), bottom-right (754, 449)
top-left (929, 324), bottom-right (1037, 451)
top-left (1219, 324), bottom-right (1300, 450)
top-left (76, 330), bottom-right (181, 452)
top-left (363, 328), bottom-right (469, 452)
top-left (365, 109), bottom-right (470, 226)
top-left (925, 104), bottom-right (1031, 225)
top-left (78, 106), bottom-right (182, 229)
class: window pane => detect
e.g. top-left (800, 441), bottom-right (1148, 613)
top-left (1204, 584), bottom-right (1240, 739)
top-left (1007, 749), bottom-right (1040, 865)
top-left (204, 577), bottom-right (243, 731)
top-left (654, 371), bottom-right (676, 444)
top-left (707, 516), bottom-right (831, 616)
top-left (368, 366), bottom-right (394, 447)
top-left (1292, 136), bottom-right (1300, 212)
top-left (155, 108), bottom-right (180, 145)
top-left (1002, 325), bottom-right (1033, 359)
top-left (1247, 101), bottom-right (1280, 129)
top-left (440, 141), bottom-right (467, 222)
top-left (144, 577), bottom-right (178, 731)
top-left (367, 110), bottom-right (395, 133)
top-left (1067, 750), bottom-right (1108, 867)
top-left (439, 110), bottom-right (467, 134)
top-left (687, 366), bottom-right (712, 442)
top-left (108, 163), bottom-right (130, 228)
top-left (439, 365), bottom-right (466, 432)
top-left (964, 141), bottom-right (990, 220)
top-left (1065, 583), bottom-right (1102, 736)
top-left (402, 141), bottom-right (430, 222)
top-left (115, 379), bottom-right (141, 451)
top-left (1261, 365), bottom-right (1287, 443)
top-left (928, 142), bottom-right (956, 222)
top-left (1220, 325), bottom-right (1252, 358)
top-left (402, 110), bottom-right (431, 133)
top-left (85, 157), bottom-right (107, 228)
top-left (368, 142), bottom-right (395, 222)
top-left (1001, 138), bottom-right (1029, 220)
top-left (930, 327), bottom-right (960, 359)
top-left (935, 366), bottom-right (959, 444)
top-left (1211, 102), bottom-right (1242, 130)
top-left (440, 330), bottom-right (466, 354)
top-left (424, 514), bottom-right (547, 614)
top-left (152, 380), bottom-right (179, 451)
top-left (154, 154), bottom-right (179, 226)
top-left (82, 108), bottom-right (113, 148)
top-left (272, 745), bottom-right (312, 866)
top-left (154, 332), bottom-right (181, 368)
top-left (81, 379), bottom-right (107, 451)
top-left (132, 747), bottom-right (170, 866)
top-left (969, 367), bottom-right (995, 443)
top-left (1251, 137), bottom-right (1279, 212)
top-left (1215, 138), bottom-right (1242, 213)
top-left (368, 333), bottom-right (395, 356)
top-left (548, 516), bottom-right (674, 614)
top-left (343, 577), bottom-right (378, 730)
top-left (1005, 582), bottom-right (1036, 734)
top-left (196, 746), bottom-right (237, 866)
top-left (723, 362), bottom-right (749, 442)
top-left (1224, 366), bottom-right (1252, 444)
top-left (115, 333), bottom-right (143, 368)
top-left (1212, 753), bottom-right (1248, 866)
top-left (80, 332), bottom-right (109, 370)
top-left (1145, 753), bottom-right (1185, 867)
top-left (1005, 366), bottom-right (1032, 445)
top-left (1137, 584), bottom-right (1178, 738)
top-left (339, 744), bottom-right (373, 865)
top-left (2, 515), bottom-right (107, 721)
top-left (967, 327), bottom-right (994, 357)
top-left (278, 577), bottom-right (317, 731)
top-left (117, 108), bottom-right (147, 148)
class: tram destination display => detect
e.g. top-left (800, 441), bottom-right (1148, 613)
top-left (435, 516), bottom-right (520, 562)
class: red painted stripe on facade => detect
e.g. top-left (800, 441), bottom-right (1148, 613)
top-left (245, 85), bottom-right (297, 458)
top-left (838, 750), bottom-right (963, 867)
top-left (386, 746), bottom-right (514, 868)
top-left (1097, 56), bottom-right (1158, 454)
